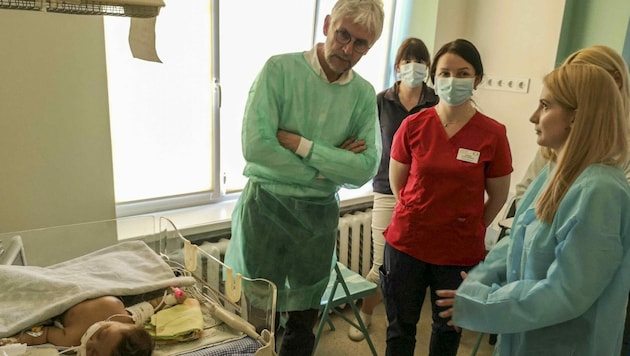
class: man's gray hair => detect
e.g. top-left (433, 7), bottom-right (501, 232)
top-left (330, 0), bottom-right (385, 43)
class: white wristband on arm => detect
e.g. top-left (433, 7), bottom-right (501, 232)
top-left (295, 137), bottom-right (312, 158)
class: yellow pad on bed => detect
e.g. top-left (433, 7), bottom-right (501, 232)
top-left (147, 298), bottom-right (204, 344)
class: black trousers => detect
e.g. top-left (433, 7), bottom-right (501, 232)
top-left (381, 243), bottom-right (472, 356)
top-left (276, 309), bottom-right (320, 356)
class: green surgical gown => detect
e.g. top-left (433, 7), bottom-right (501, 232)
top-left (225, 50), bottom-right (381, 312)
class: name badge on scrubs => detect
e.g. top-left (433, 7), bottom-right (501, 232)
top-left (457, 148), bottom-right (480, 164)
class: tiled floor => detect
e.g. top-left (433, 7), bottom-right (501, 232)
top-left (312, 297), bottom-right (495, 356)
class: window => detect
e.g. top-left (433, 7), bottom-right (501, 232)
top-left (219, 1), bottom-right (316, 192)
top-left (104, 2), bottom-right (213, 214)
top-left (105, 0), bottom-right (394, 216)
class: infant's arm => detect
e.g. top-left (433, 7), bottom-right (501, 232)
top-left (7, 325), bottom-right (79, 347)
top-left (3, 327), bottom-right (48, 346)
top-left (46, 325), bottom-right (83, 347)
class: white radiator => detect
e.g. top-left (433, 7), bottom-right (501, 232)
top-left (337, 209), bottom-right (373, 277)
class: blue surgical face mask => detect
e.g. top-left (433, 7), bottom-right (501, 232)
top-left (435, 77), bottom-right (475, 106)
top-left (399, 62), bottom-right (427, 88)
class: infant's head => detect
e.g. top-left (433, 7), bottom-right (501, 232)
top-left (82, 321), bottom-right (154, 356)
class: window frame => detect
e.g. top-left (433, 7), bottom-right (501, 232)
top-left (113, 0), bottom-right (398, 218)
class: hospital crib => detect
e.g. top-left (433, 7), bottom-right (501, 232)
top-left (0, 216), bottom-right (277, 356)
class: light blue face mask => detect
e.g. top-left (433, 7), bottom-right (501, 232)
top-left (435, 77), bottom-right (475, 106)
top-left (399, 62), bottom-right (427, 88)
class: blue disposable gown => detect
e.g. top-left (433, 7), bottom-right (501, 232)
top-left (225, 49), bottom-right (381, 312)
top-left (453, 164), bottom-right (630, 355)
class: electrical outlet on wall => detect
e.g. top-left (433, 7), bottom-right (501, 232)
top-left (479, 75), bottom-right (530, 93)
top-left (505, 78), bottom-right (530, 93)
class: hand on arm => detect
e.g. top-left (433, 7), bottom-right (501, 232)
top-left (277, 130), bottom-right (368, 180)
top-left (338, 136), bottom-right (367, 153)
top-left (277, 130), bottom-right (367, 154)
top-left (276, 130), bottom-right (301, 153)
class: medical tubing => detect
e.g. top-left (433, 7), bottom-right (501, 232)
top-left (156, 288), bottom-right (182, 310)
top-left (155, 289), bottom-right (168, 311)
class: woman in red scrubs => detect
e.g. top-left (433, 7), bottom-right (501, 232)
top-left (381, 38), bottom-right (512, 356)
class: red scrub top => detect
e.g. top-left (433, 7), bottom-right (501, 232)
top-left (385, 107), bottom-right (513, 266)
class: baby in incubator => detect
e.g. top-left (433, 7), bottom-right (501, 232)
top-left (0, 286), bottom-right (186, 356)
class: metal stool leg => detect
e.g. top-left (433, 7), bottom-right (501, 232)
top-left (313, 281), bottom-right (338, 353)
top-left (312, 264), bottom-right (378, 356)
top-left (470, 332), bottom-right (484, 356)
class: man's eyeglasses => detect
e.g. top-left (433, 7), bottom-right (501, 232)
top-left (334, 29), bottom-right (370, 55)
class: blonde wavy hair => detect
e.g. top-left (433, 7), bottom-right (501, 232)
top-left (542, 45), bottom-right (630, 162)
top-left (536, 64), bottom-right (629, 223)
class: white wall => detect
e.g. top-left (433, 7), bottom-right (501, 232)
top-left (0, 10), bottom-right (116, 232)
top-left (407, 0), bottom-right (566, 195)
